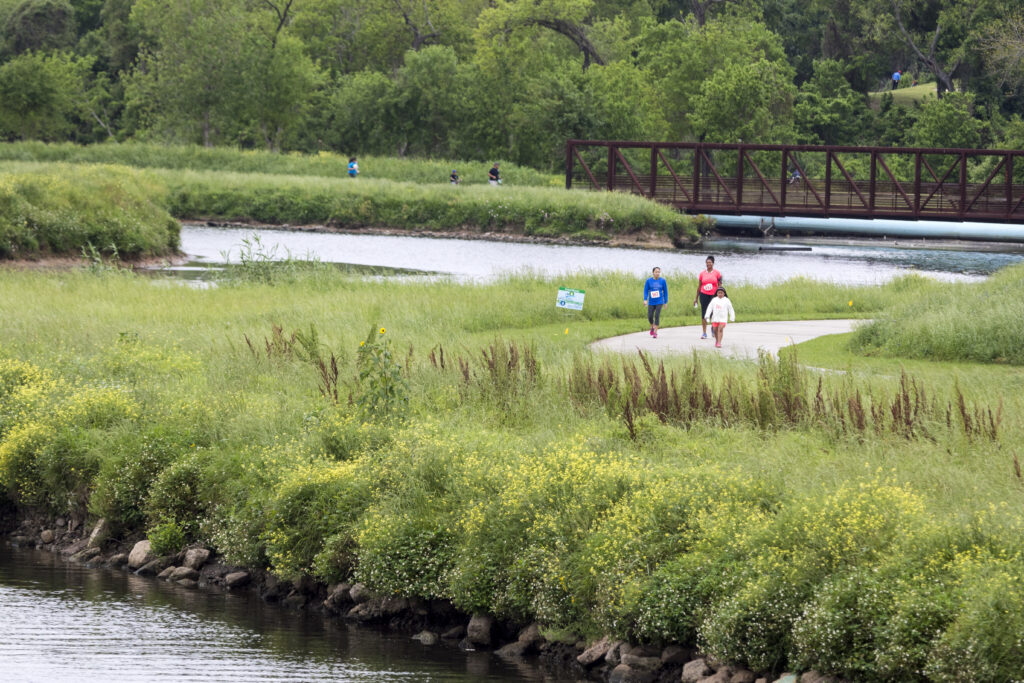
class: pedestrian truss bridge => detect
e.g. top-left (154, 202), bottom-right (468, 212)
top-left (565, 140), bottom-right (1024, 223)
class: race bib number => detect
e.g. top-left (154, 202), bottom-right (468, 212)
top-left (702, 283), bottom-right (715, 293)
top-left (650, 290), bottom-right (660, 299)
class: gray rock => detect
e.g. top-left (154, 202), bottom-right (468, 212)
top-left (495, 640), bottom-right (532, 657)
top-left (772, 675), bottom-right (798, 683)
top-left (457, 637), bottom-right (474, 651)
top-left (71, 547), bottom-right (102, 563)
top-left (577, 636), bottom-right (612, 667)
top-left (756, 678), bottom-right (769, 683)
top-left (224, 571), bottom-right (251, 588)
top-left (169, 566), bottom-right (200, 581)
top-left (157, 566), bottom-right (177, 580)
top-left (628, 645), bottom-right (661, 658)
top-left (661, 645), bottom-right (691, 665)
top-left (108, 553), bottom-right (129, 566)
top-left (87, 518), bottom-right (109, 548)
top-left (682, 658), bottom-right (715, 683)
top-left (621, 652), bottom-right (662, 671)
top-left (324, 583), bottom-right (352, 613)
top-left (412, 630), bottom-right (439, 646)
top-left (349, 583), bottom-right (373, 604)
top-left (518, 623), bottom-right (543, 645)
top-left (128, 540), bottom-right (155, 569)
top-left (176, 578), bottom-right (199, 588)
top-left (608, 663), bottom-right (655, 683)
top-left (346, 600), bottom-right (381, 621)
top-left (183, 548), bottom-right (211, 570)
top-left (40, 529), bottom-right (55, 544)
top-left (700, 672), bottom-right (732, 683)
top-left (136, 557), bottom-right (172, 576)
top-left (604, 640), bottom-right (626, 665)
top-left (466, 613), bottom-right (494, 647)
top-left (282, 593), bottom-right (307, 609)
top-left (55, 517), bottom-right (66, 529)
top-left (381, 596), bottom-right (409, 616)
top-left (800, 673), bottom-right (842, 683)
top-left (731, 670), bottom-right (757, 683)
top-left (441, 625), bottom-right (466, 640)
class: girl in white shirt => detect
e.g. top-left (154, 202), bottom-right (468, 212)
top-left (704, 287), bottom-right (735, 348)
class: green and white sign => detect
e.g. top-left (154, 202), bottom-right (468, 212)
top-left (556, 287), bottom-right (585, 311)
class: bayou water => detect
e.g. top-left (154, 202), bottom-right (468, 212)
top-left (0, 545), bottom-right (573, 682)
top-left (174, 224), bottom-right (1023, 284)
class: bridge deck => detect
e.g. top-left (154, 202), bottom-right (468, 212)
top-left (566, 140), bottom-right (1024, 223)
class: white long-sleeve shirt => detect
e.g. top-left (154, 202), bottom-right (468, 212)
top-left (704, 297), bottom-right (735, 323)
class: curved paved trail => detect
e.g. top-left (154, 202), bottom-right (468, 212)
top-left (590, 319), bottom-right (862, 360)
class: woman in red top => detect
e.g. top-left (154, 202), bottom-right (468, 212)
top-left (693, 255), bottom-right (722, 339)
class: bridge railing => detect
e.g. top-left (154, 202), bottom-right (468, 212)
top-left (565, 140), bottom-right (1024, 223)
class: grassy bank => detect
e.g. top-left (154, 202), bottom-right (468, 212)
top-left (0, 268), bottom-right (1023, 680)
top-left (851, 261), bottom-right (1024, 364)
top-left (0, 164), bottom-right (179, 259)
top-left (0, 160), bottom-right (701, 245)
top-left (0, 141), bottom-right (560, 187)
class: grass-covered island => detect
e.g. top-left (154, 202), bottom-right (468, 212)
top-left (0, 144), bottom-right (701, 258)
top-left (2, 262), bottom-right (1024, 682)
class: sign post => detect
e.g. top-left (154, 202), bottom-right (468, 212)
top-left (556, 287), bottom-right (585, 311)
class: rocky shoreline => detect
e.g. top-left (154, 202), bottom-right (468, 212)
top-left (3, 511), bottom-right (845, 683)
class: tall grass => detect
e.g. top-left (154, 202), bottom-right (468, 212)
top-left (2, 269), bottom-right (1024, 680)
top-left (851, 261), bottom-right (1024, 364)
top-left (0, 164), bottom-right (179, 259)
top-left (0, 141), bottom-right (560, 187)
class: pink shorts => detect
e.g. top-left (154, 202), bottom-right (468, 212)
top-left (711, 322), bottom-right (726, 329)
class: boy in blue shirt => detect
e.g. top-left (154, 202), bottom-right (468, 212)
top-left (643, 267), bottom-right (668, 338)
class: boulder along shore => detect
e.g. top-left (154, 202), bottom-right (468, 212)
top-left (2, 509), bottom-right (847, 683)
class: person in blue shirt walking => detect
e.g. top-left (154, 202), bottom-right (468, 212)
top-left (347, 157), bottom-right (359, 177)
top-left (643, 267), bottom-right (668, 338)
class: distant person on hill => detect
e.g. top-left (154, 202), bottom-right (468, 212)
top-left (347, 157), bottom-right (359, 177)
top-left (643, 266), bottom-right (668, 339)
top-left (450, 169), bottom-right (460, 185)
top-left (891, 70), bottom-right (901, 90)
top-left (488, 163), bottom-right (501, 186)
top-left (693, 255), bottom-right (722, 340)
top-left (704, 287), bottom-right (735, 349)
top-left (789, 168), bottom-right (801, 185)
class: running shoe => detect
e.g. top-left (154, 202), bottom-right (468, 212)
top-left (701, 332), bottom-right (708, 339)
top-left (649, 326), bottom-right (654, 336)
top-left (653, 331), bottom-right (658, 339)
top-left (715, 342), bottom-right (722, 348)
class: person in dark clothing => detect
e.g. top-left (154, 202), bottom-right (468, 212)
top-left (450, 169), bottom-right (460, 185)
top-left (488, 163), bottom-right (501, 186)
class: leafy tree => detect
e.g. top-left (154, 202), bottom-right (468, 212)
top-left (636, 16), bottom-right (791, 140)
top-left (390, 45), bottom-right (461, 156)
top-left (689, 57), bottom-right (797, 143)
top-left (794, 59), bottom-right (870, 144)
top-left (2, 0), bottom-right (75, 56)
top-left (0, 50), bottom-right (91, 139)
top-left (126, 0), bottom-right (249, 145)
top-left (330, 70), bottom-right (400, 154)
top-left (911, 91), bottom-right (985, 147)
top-left (476, 0), bottom-right (605, 70)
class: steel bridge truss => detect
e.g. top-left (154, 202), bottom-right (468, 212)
top-left (565, 140), bottom-right (1024, 223)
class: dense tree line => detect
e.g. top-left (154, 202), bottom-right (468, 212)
top-left (1, 0), bottom-right (1023, 170)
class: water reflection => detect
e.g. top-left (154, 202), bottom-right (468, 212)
top-left (177, 225), bottom-right (1018, 284)
top-left (0, 547), bottom-right (570, 682)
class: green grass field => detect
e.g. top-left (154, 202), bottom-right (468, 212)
top-left (1, 265), bottom-right (1023, 680)
top-left (869, 81), bottom-right (940, 109)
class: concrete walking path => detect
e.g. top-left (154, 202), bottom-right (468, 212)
top-left (590, 319), bottom-right (862, 360)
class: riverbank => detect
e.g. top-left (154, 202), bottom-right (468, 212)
top-left (0, 269), bottom-right (1022, 681)
top-left (0, 511), bottom-right (795, 683)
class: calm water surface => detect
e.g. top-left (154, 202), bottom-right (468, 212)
top-left (0, 546), bottom-right (573, 682)
top-left (176, 225), bottom-right (1023, 284)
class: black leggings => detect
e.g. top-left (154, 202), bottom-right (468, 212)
top-left (647, 304), bottom-right (663, 326)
